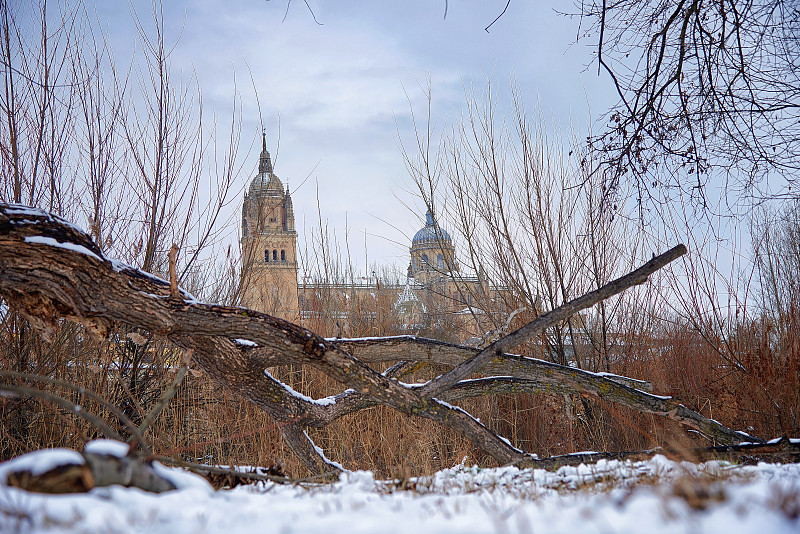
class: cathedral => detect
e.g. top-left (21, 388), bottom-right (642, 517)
top-left (240, 134), bottom-right (495, 340)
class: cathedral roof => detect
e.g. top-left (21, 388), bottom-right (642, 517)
top-left (412, 210), bottom-right (452, 245)
top-left (249, 172), bottom-right (284, 197)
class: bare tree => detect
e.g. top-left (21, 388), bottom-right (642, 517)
top-left (121, 2), bottom-right (203, 273)
top-left (3, 203), bottom-right (767, 476)
top-left (752, 199), bottom-right (800, 345)
top-left (0, 0), bottom-right (79, 211)
top-left (576, 0), bottom-right (800, 208)
top-left (72, 12), bottom-right (128, 253)
top-left (0, 0), bottom-right (248, 464)
top-left (402, 82), bottom-right (646, 371)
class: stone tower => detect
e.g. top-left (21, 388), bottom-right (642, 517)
top-left (240, 132), bottom-right (299, 321)
top-left (409, 209), bottom-right (457, 285)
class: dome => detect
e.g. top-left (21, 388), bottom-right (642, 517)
top-left (412, 210), bottom-right (451, 245)
top-left (248, 172), bottom-right (284, 197)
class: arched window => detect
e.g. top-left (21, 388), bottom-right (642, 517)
top-left (422, 254), bottom-right (428, 266)
top-left (265, 250), bottom-right (269, 262)
top-left (273, 249), bottom-right (278, 261)
top-left (437, 254), bottom-right (444, 269)
top-left (281, 250), bottom-right (286, 262)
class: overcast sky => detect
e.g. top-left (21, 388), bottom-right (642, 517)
top-left (90, 0), bottom-right (617, 278)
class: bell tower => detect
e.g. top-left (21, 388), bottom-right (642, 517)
top-left (240, 131), bottom-right (299, 321)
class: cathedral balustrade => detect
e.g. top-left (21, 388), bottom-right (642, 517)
top-left (251, 261), bottom-right (298, 269)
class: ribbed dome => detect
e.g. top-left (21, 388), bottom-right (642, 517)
top-left (248, 172), bottom-right (284, 197)
top-left (412, 210), bottom-right (451, 244)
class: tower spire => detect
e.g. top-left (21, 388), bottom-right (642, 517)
top-left (259, 128), bottom-right (273, 175)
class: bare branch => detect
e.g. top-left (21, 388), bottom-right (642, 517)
top-left (420, 244), bottom-right (687, 397)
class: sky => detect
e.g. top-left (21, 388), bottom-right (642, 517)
top-left (88, 0), bottom-right (618, 278)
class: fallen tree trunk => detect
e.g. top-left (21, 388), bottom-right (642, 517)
top-left (0, 204), bottom-right (763, 474)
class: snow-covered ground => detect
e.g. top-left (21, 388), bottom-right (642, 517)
top-left (1, 448), bottom-right (798, 534)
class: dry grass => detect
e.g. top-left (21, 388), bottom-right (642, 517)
top-left (2, 303), bottom-right (798, 478)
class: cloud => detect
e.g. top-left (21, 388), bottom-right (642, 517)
top-left (93, 0), bottom-right (619, 273)
top-left (175, 1), bottom-right (462, 138)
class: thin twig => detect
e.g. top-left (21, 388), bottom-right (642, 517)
top-left (136, 349), bottom-right (193, 439)
top-left (0, 383), bottom-right (123, 441)
top-left (485, 0), bottom-right (511, 33)
top-left (0, 370), bottom-right (149, 450)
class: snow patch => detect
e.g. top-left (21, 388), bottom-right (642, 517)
top-left (25, 236), bottom-right (103, 262)
top-left (397, 381), bottom-right (426, 388)
top-left (325, 334), bottom-right (418, 342)
top-left (109, 259), bottom-right (201, 303)
top-left (84, 439), bottom-right (130, 458)
top-left (264, 370), bottom-right (337, 406)
top-left (0, 454), bottom-right (799, 533)
top-left (4, 205), bottom-right (48, 217)
top-left (4, 204), bottom-right (90, 235)
top-left (432, 398), bottom-right (523, 451)
top-left (151, 462), bottom-right (214, 493)
top-left (304, 430), bottom-right (345, 471)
